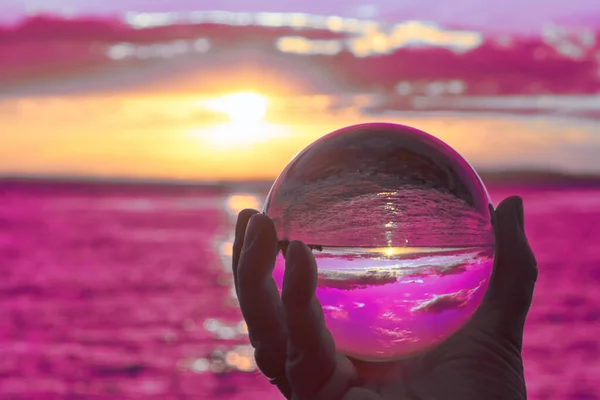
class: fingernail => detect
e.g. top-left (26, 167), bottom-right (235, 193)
top-left (285, 241), bottom-right (307, 274)
top-left (243, 214), bottom-right (261, 250)
top-left (235, 210), bottom-right (256, 243)
top-left (234, 220), bottom-right (245, 243)
top-left (515, 197), bottom-right (525, 233)
top-left (285, 241), bottom-right (300, 266)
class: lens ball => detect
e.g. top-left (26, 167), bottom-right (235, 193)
top-left (264, 122), bottom-right (495, 361)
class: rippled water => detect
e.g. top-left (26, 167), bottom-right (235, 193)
top-left (0, 182), bottom-right (598, 399)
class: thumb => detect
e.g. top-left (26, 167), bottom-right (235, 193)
top-left (473, 196), bottom-right (538, 346)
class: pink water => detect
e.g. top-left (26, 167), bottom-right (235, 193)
top-left (0, 181), bottom-right (599, 399)
top-left (272, 246), bottom-right (494, 360)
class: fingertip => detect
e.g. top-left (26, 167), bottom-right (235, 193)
top-left (234, 209), bottom-right (259, 244)
top-left (495, 196), bottom-right (524, 232)
top-left (495, 195), bottom-right (536, 266)
top-left (493, 196), bottom-right (530, 260)
top-left (286, 240), bottom-right (312, 262)
top-left (496, 196), bottom-right (522, 212)
top-left (243, 213), bottom-right (275, 244)
top-left (237, 213), bottom-right (279, 285)
top-left (237, 208), bottom-right (260, 222)
top-left (233, 209), bottom-right (260, 285)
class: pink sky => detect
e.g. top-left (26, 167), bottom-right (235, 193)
top-left (1, 0), bottom-right (599, 33)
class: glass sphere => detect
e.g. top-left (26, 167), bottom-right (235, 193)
top-left (264, 122), bottom-right (495, 361)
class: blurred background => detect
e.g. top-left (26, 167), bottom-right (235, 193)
top-left (1, 1), bottom-right (599, 399)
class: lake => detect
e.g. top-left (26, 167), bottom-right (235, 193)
top-left (0, 181), bottom-right (598, 399)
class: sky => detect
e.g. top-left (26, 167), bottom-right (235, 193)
top-left (2, 0), bottom-right (600, 33)
top-left (1, 1), bottom-right (600, 181)
top-left (2, 87), bottom-right (600, 182)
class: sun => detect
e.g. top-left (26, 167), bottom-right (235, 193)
top-left (191, 91), bottom-right (289, 149)
top-left (203, 92), bottom-right (268, 124)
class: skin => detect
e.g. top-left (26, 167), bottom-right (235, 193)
top-left (232, 196), bottom-right (538, 400)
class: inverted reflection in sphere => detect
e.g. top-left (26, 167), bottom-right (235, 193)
top-left (264, 123), bottom-right (495, 361)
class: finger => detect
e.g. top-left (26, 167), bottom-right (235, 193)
top-left (282, 241), bottom-right (355, 399)
top-left (474, 196), bottom-right (538, 343)
top-left (232, 209), bottom-right (259, 294)
top-left (237, 214), bottom-right (292, 397)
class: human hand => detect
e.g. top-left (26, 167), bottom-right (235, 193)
top-left (232, 196), bottom-right (537, 400)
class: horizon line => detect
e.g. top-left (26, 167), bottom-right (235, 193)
top-left (2, 169), bottom-right (600, 187)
